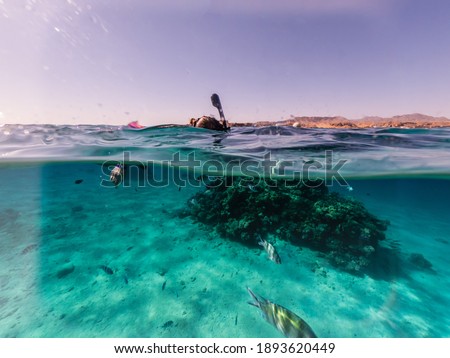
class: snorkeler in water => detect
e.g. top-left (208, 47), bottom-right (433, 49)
top-left (190, 93), bottom-right (229, 131)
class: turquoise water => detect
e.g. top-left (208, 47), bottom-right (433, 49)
top-left (0, 124), bottom-right (449, 337)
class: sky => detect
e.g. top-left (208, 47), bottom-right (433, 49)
top-left (1, 0), bottom-right (450, 125)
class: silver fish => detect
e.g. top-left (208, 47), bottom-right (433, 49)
top-left (258, 235), bottom-right (281, 264)
top-left (110, 164), bottom-right (123, 186)
top-left (247, 287), bottom-right (317, 338)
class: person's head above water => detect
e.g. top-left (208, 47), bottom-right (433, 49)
top-left (190, 116), bottom-right (228, 131)
top-left (189, 93), bottom-right (229, 131)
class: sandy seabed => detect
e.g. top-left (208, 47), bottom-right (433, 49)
top-left (0, 165), bottom-right (449, 338)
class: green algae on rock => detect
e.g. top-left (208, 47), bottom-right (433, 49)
top-left (187, 177), bottom-right (389, 274)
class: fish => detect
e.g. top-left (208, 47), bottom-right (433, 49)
top-left (247, 287), bottom-right (317, 338)
top-left (162, 320), bottom-right (174, 329)
top-left (248, 184), bottom-right (258, 192)
top-left (74, 179), bottom-right (83, 184)
top-left (99, 265), bottom-right (114, 275)
top-left (21, 243), bottom-right (38, 255)
top-left (257, 235), bottom-right (281, 264)
top-left (110, 164), bottom-right (123, 186)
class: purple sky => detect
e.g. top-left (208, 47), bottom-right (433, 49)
top-left (1, 0), bottom-right (450, 125)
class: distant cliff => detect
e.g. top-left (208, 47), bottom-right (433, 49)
top-left (230, 113), bottom-right (450, 128)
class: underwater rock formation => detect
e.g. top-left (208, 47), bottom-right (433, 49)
top-left (187, 177), bottom-right (389, 274)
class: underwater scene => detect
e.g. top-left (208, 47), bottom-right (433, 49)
top-left (0, 124), bottom-right (449, 338)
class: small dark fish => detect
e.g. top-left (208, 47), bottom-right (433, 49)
top-left (235, 314), bottom-right (238, 326)
top-left (248, 184), bottom-right (258, 192)
top-left (99, 265), bottom-right (114, 275)
top-left (247, 287), bottom-right (317, 338)
top-left (71, 205), bottom-right (83, 213)
top-left (178, 186), bottom-right (181, 192)
top-left (257, 235), bottom-right (281, 264)
top-left (435, 238), bottom-right (449, 245)
top-left (123, 276), bottom-right (129, 284)
top-left (162, 320), bottom-right (173, 329)
top-left (162, 280), bottom-right (167, 291)
top-left (21, 243), bottom-right (38, 255)
top-left (74, 179), bottom-right (83, 184)
top-left (56, 263), bottom-right (75, 279)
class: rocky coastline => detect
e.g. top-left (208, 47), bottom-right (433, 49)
top-left (230, 113), bottom-right (450, 129)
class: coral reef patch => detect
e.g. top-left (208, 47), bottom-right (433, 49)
top-left (187, 177), bottom-right (389, 274)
